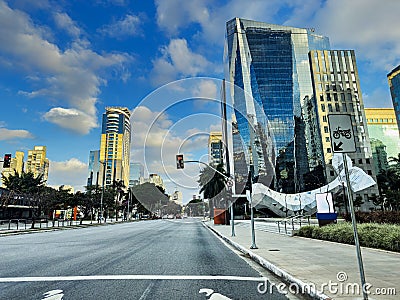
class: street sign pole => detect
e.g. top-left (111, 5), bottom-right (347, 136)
top-left (343, 154), bottom-right (368, 300)
top-left (328, 114), bottom-right (367, 300)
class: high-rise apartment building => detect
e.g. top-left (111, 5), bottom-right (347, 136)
top-left (387, 65), bottom-right (400, 133)
top-left (87, 150), bottom-right (100, 187)
top-left (1, 151), bottom-right (24, 186)
top-left (98, 107), bottom-right (131, 188)
top-left (26, 146), bottom-right (49, 182)
top-left (208, 132), bottom-right (223, 167)
top-left (365, 108), bottom-right (400, 162)
top-left (225, 18), bottom-right (330, 193)
top-left (149, 173), bottom-right (165, 191)
top-left (308, 50), bottom-right (379, 208)
top-left (129, 162), bottom-right (144, 187)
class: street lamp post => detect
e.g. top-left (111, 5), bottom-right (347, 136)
top-left (99, 160), bottom-right (106, 223)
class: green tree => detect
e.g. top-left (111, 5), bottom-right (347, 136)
top-left (198, 163), bottom-right (227, 219)
top-left (376, 153), bottom-right (400, 211)
top-left (2, 171), bottom-right (46, 228)
top-left (113, 180), bottom-right (126, 221)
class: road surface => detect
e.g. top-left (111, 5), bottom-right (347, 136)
top-left (0, 218), bottom-right (301, 299)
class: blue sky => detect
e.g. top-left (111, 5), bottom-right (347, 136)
top-left (0, 0), bottom-right (399, 202)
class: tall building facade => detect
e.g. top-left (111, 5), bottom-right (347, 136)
top-left (370, 139), bottom-right (389, 175)
top-left (87, 150), bottom-right (100, 187)
top-left (308, 50), bottom-right (378, 208)
top-left (208, 132), bottom-right (223, 166)
top-left (1, 151), bottom-right (24, 186)
top-left (387, 65), bottom-right (400, 133)
top-left (149, 173), bottom-right (165, 191)
top-left (365, 108), bottom-right (400, 161)
top-left (129, 162), bottom-right (144, 187)
top-left (99, 107), bottom-right (131, 188)
top-left (225, 18), bottom-right (330, 194)
top-left (26, 146), bottom-right (49, 182)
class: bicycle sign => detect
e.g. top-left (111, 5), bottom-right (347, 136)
top-left (328, 114), bottom-right (356, 153)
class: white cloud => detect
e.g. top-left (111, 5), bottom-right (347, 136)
top-left (43, 107), bottom-right (98, 135)
top-left (0, 1), bottom-right (131, 134)
top-left (155, 0), bottom-right (211, 35)
top-left (311, 0), bottom-right (400, 72)
top-left (98, 14), bottom-right (142, 39)
top-left (130, 106), bottom-right (220, 196)
top-left (150, 39), bottom-right (211, 86)
top-left (0, 127), bottom-right (34, 140)
top-left (53, 12), bottom-right (81, 38)
top-left (48, 158), bottom-right (88, 192)
top-left (193, 80), bottom-right (218, 100)
top-left (155, 0), bottom-right (284, 44)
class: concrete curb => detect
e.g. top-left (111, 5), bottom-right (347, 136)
top-left (203, 222), bottom-right (331, 300)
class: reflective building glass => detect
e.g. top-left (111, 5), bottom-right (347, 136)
top-left (225, 18), bottom-right (330, 193)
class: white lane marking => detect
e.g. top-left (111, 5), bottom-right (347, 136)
top-left (0, 275), bottom-right (266, 283)
top-left (199, 288), bottom-right (232, 300)
top-left (41, 289), bottom-right (64, 300)
top-left (138, 282), bottom-right (154, 300)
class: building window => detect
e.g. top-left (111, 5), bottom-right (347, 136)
top-left (358, 159), bottom-right (363, 164)
top-left (327, 148), bottom-right (332, 153)
top-left (366, 158), bottom-right (371, 164)
top-left (367, 170), bottom-right (372, 175)
top-left (324, 126), bottom-right (329, 133)
top-left (326, 137), bottom-right (330, 142)
top-left (321, 104), bottom-right (326, 112)
top-left (330, 170), bottom-right (335, 176)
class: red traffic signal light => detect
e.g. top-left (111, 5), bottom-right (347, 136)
top-left (3, 154), bottom-right (11, 168)
top-left (176, 154), bottom-right (184, 169)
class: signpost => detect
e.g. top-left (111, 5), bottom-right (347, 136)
top-left (328, 114), bottom-right (356, 153)
top-left (328, 114), bottom-right (368, 300)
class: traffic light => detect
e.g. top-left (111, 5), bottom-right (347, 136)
top-left (3, 154), bottom-right (11, 168)
top-left (176, 154), bottom-right (184, 169)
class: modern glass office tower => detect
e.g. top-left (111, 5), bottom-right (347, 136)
top-left (225, 18), bottom-right (330, 193)
top-left (87, 150), bottom-right (100, 187)
top-left (388, 65), bottom-right (400, 133)
top-left (98, 107), bottom-right (131, 188)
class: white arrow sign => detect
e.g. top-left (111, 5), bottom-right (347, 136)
top-left (328, 114), bottom-right (356, 153)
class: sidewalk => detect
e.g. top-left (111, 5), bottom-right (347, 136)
top-left (204, 220), bottom-right (399, 300)
top-left (0, 218), bottom-right (131, 236)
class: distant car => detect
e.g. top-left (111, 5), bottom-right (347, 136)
top-left (175, 214), bottom-right (182, 219)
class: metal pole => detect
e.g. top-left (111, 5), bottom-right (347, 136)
top-left (230, 198), bottom-right (235, 237)
top-left (343, 154), bottom-right (368, 300)
top-left (100, 161), bottom-right (106, 223)
top-left (247, 189), bottom-right (257, 249)
top-left (127, 188), bottom-right (130, 221)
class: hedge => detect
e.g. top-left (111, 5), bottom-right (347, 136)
top-left (296, 222), bottom-right (400, 252)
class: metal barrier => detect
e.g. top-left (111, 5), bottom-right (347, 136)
top-left (276, 215), bottom-right (312, 234)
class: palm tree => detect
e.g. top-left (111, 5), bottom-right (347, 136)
top-left (198, 163), bottom-right (227, 219)
top-left (113, 180), bottom-right (125, 221)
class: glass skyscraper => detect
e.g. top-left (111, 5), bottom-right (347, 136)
top-left (388, 65), bottom-right (400, 133)
top-left (225, 18), bottom-right (330, 193)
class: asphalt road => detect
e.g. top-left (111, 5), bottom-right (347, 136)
top-left (0, 219), bottom-right (300, 300)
